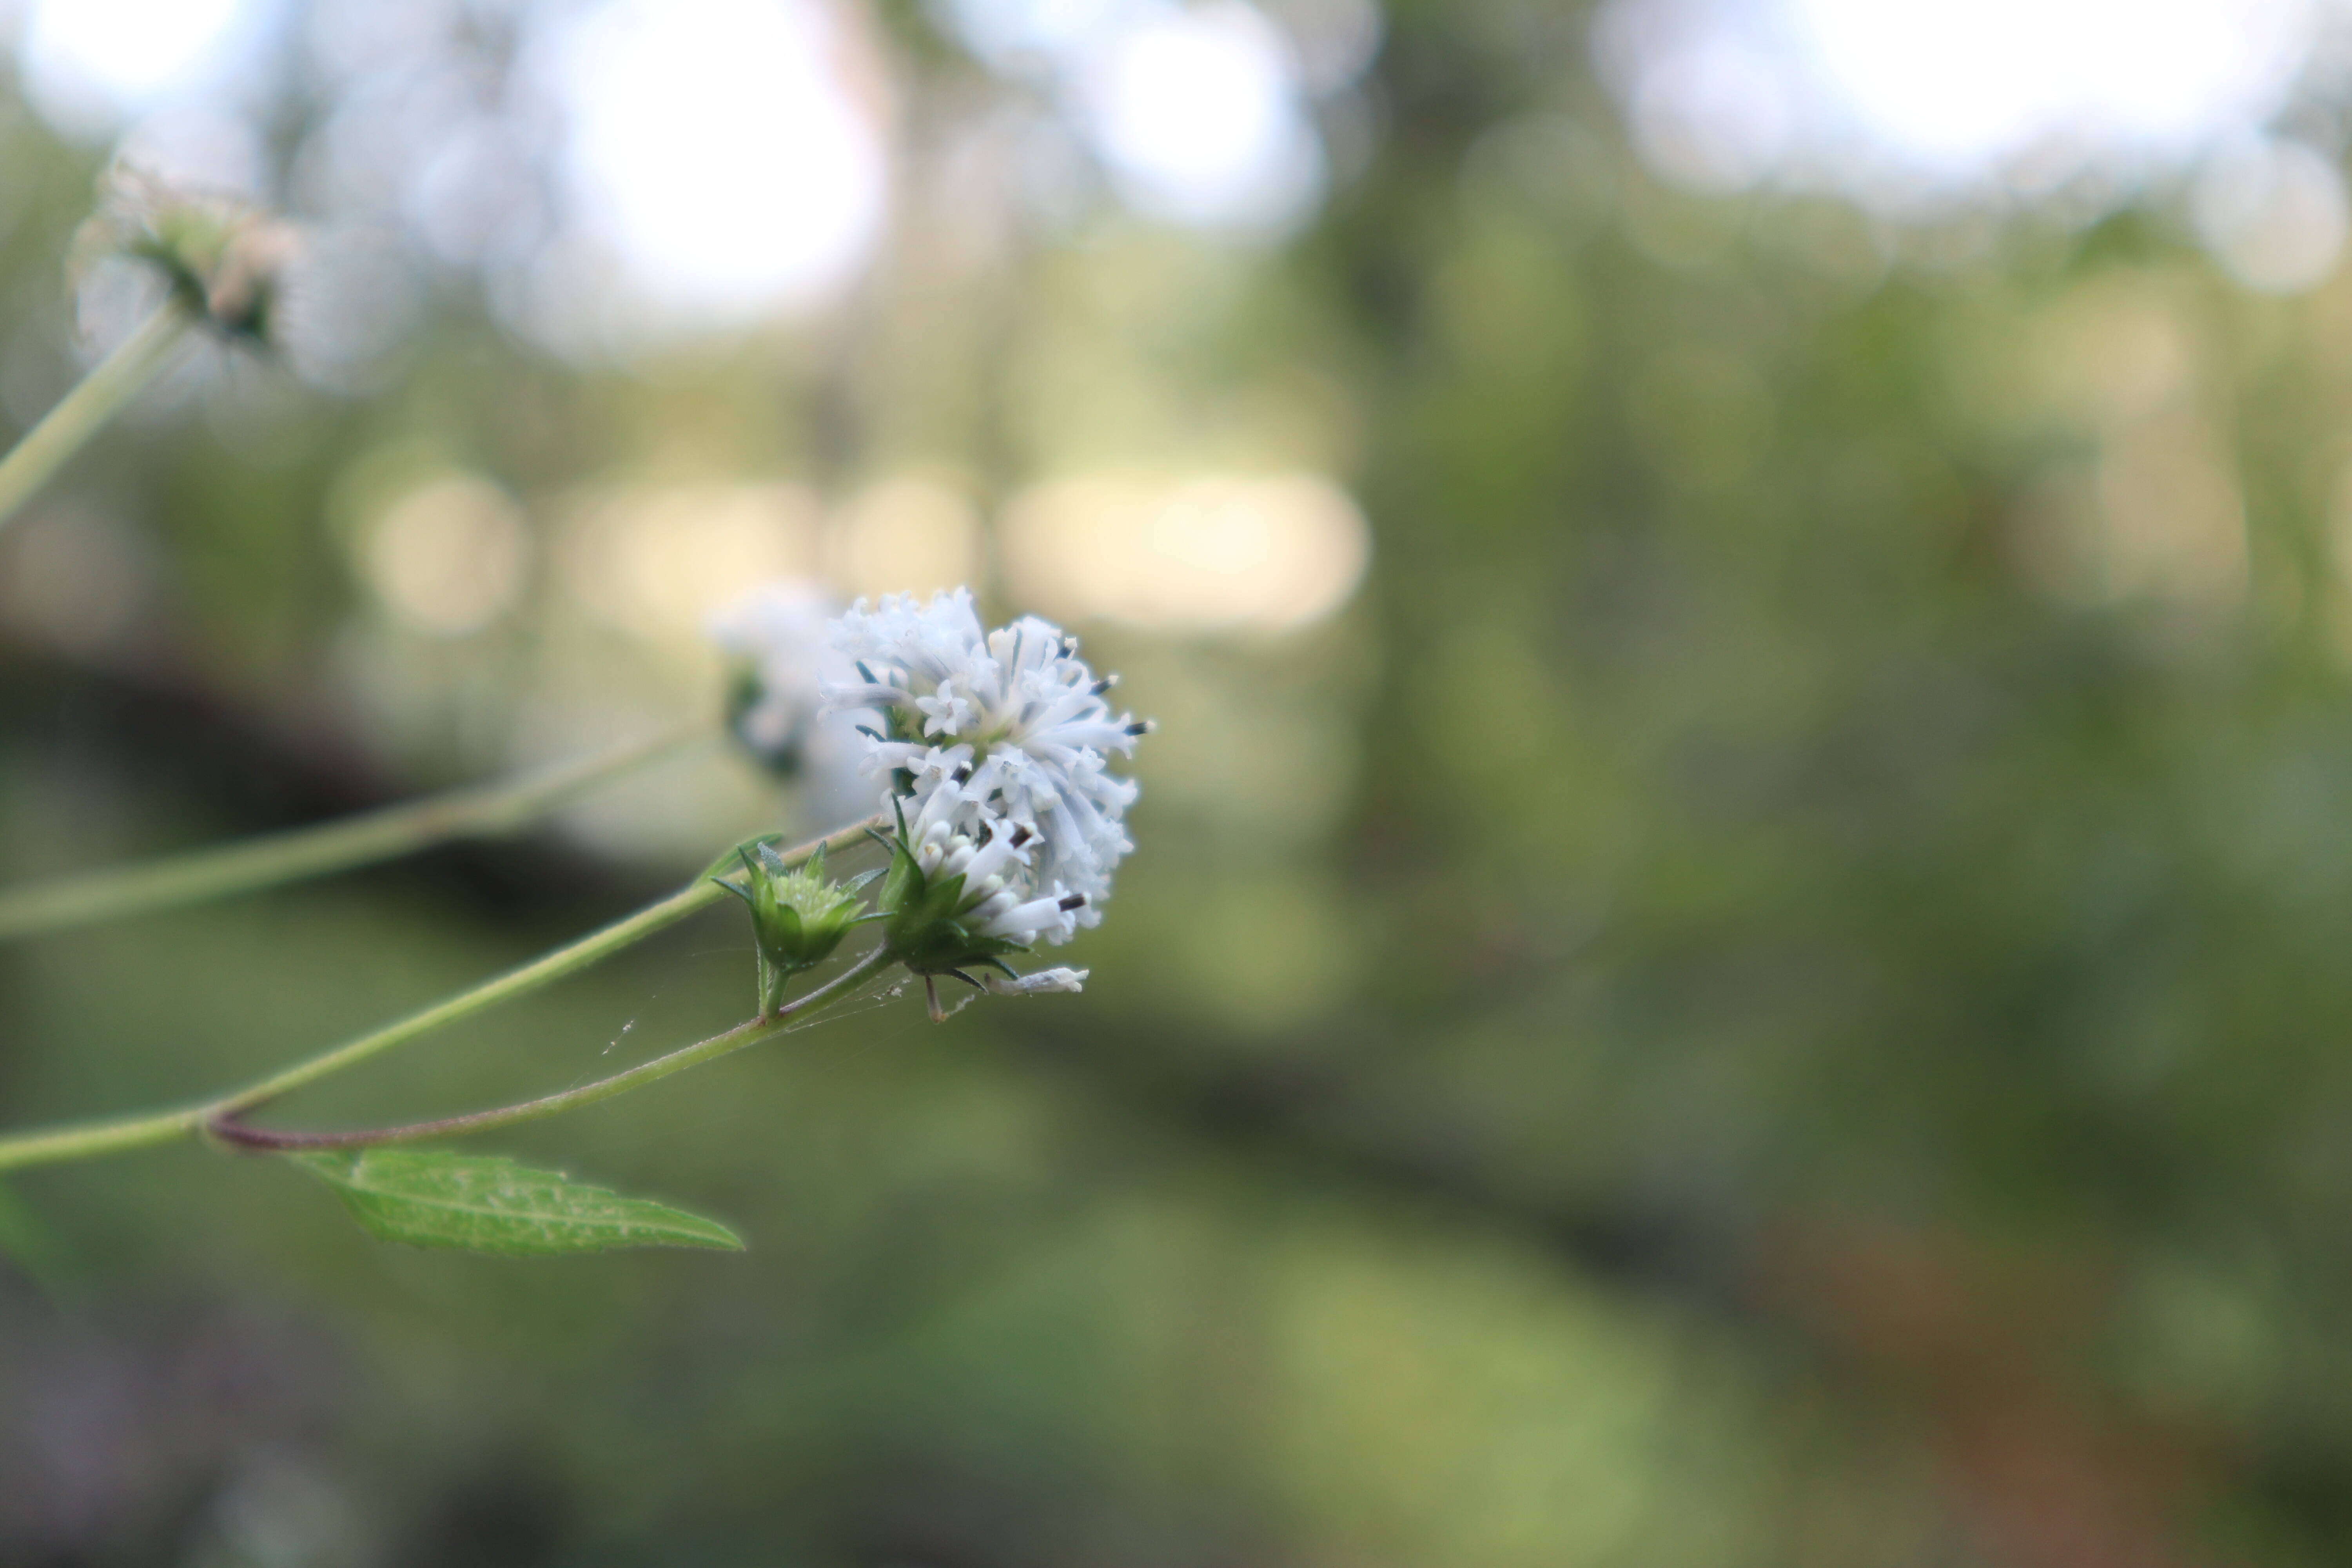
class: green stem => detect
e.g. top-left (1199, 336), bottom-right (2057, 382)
top-left (0, 815), bottom-right (885, 1174)
top-left (209, 946), bottom-right (897, 1152)
top-left (0, 725), bottom-right (706, 942)
top-left (0, 306), bottom-right (193, 541)
top-left (0, 1106), bottom-right (198, 1172)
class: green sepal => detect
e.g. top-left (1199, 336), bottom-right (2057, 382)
top-left (293, 1149), bottom-right (745, 1256)
top-left (876, 823), bottom-right (922, 918)
top-left (699, 830), bottom-right (785, 881)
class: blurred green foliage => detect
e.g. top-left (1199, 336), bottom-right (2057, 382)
top-left (10, 2), bottom-right (2352, 1564)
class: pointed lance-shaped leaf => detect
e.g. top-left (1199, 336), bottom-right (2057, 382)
top-left (293, 1149), bottom-right (744, 1256)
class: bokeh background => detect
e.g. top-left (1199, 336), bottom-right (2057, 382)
top-left (7, 0), bottom-right (2352, 1561)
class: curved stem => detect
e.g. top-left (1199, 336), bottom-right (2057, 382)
top-left (0, 306), bottom-right (193, 541)
top-left (0, 815), bottom-right (886, 1174)
top-left (209, 815), bottom-right (880, 1117)
top-left (0, 724), bottom-right (707, 942)
top-left (209, 946), bottom-right (897, 1152)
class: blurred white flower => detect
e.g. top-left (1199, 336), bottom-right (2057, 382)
top-left (74, 165), bottom-right (301, 342)
top-left (706, 579), bottom-right (870, 826)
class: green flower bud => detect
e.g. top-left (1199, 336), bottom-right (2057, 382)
top-left (712, 842), bottom-right (873, 1018)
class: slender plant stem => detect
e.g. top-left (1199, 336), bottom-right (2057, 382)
top-left (209, 946), bottom-right (898, 1152)
top-left (0, 725), bottom-right (707, 942)
top-left (209, 815), bottom-right (880, 1116)
top-left (0, 1106), bottom-right (200, 1172)
top-left (0, 815), bottom-right (885, 1175)
top-left (0, 306), bottom-right (193, 541)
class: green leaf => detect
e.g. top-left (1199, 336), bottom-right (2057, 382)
top-left (292, 1149), bottom-right (745, 1257)
top-left (0, 1178), bottom-right (67, 1292)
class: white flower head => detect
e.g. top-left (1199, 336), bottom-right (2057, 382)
top-left (822, 588), bottom-right (1147, 940)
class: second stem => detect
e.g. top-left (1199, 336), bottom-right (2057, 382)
top-left (209, 946), bottom-right (898, 1152)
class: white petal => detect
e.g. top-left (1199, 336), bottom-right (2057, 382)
top-left (984, 966), bottom-right (1088, 996)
